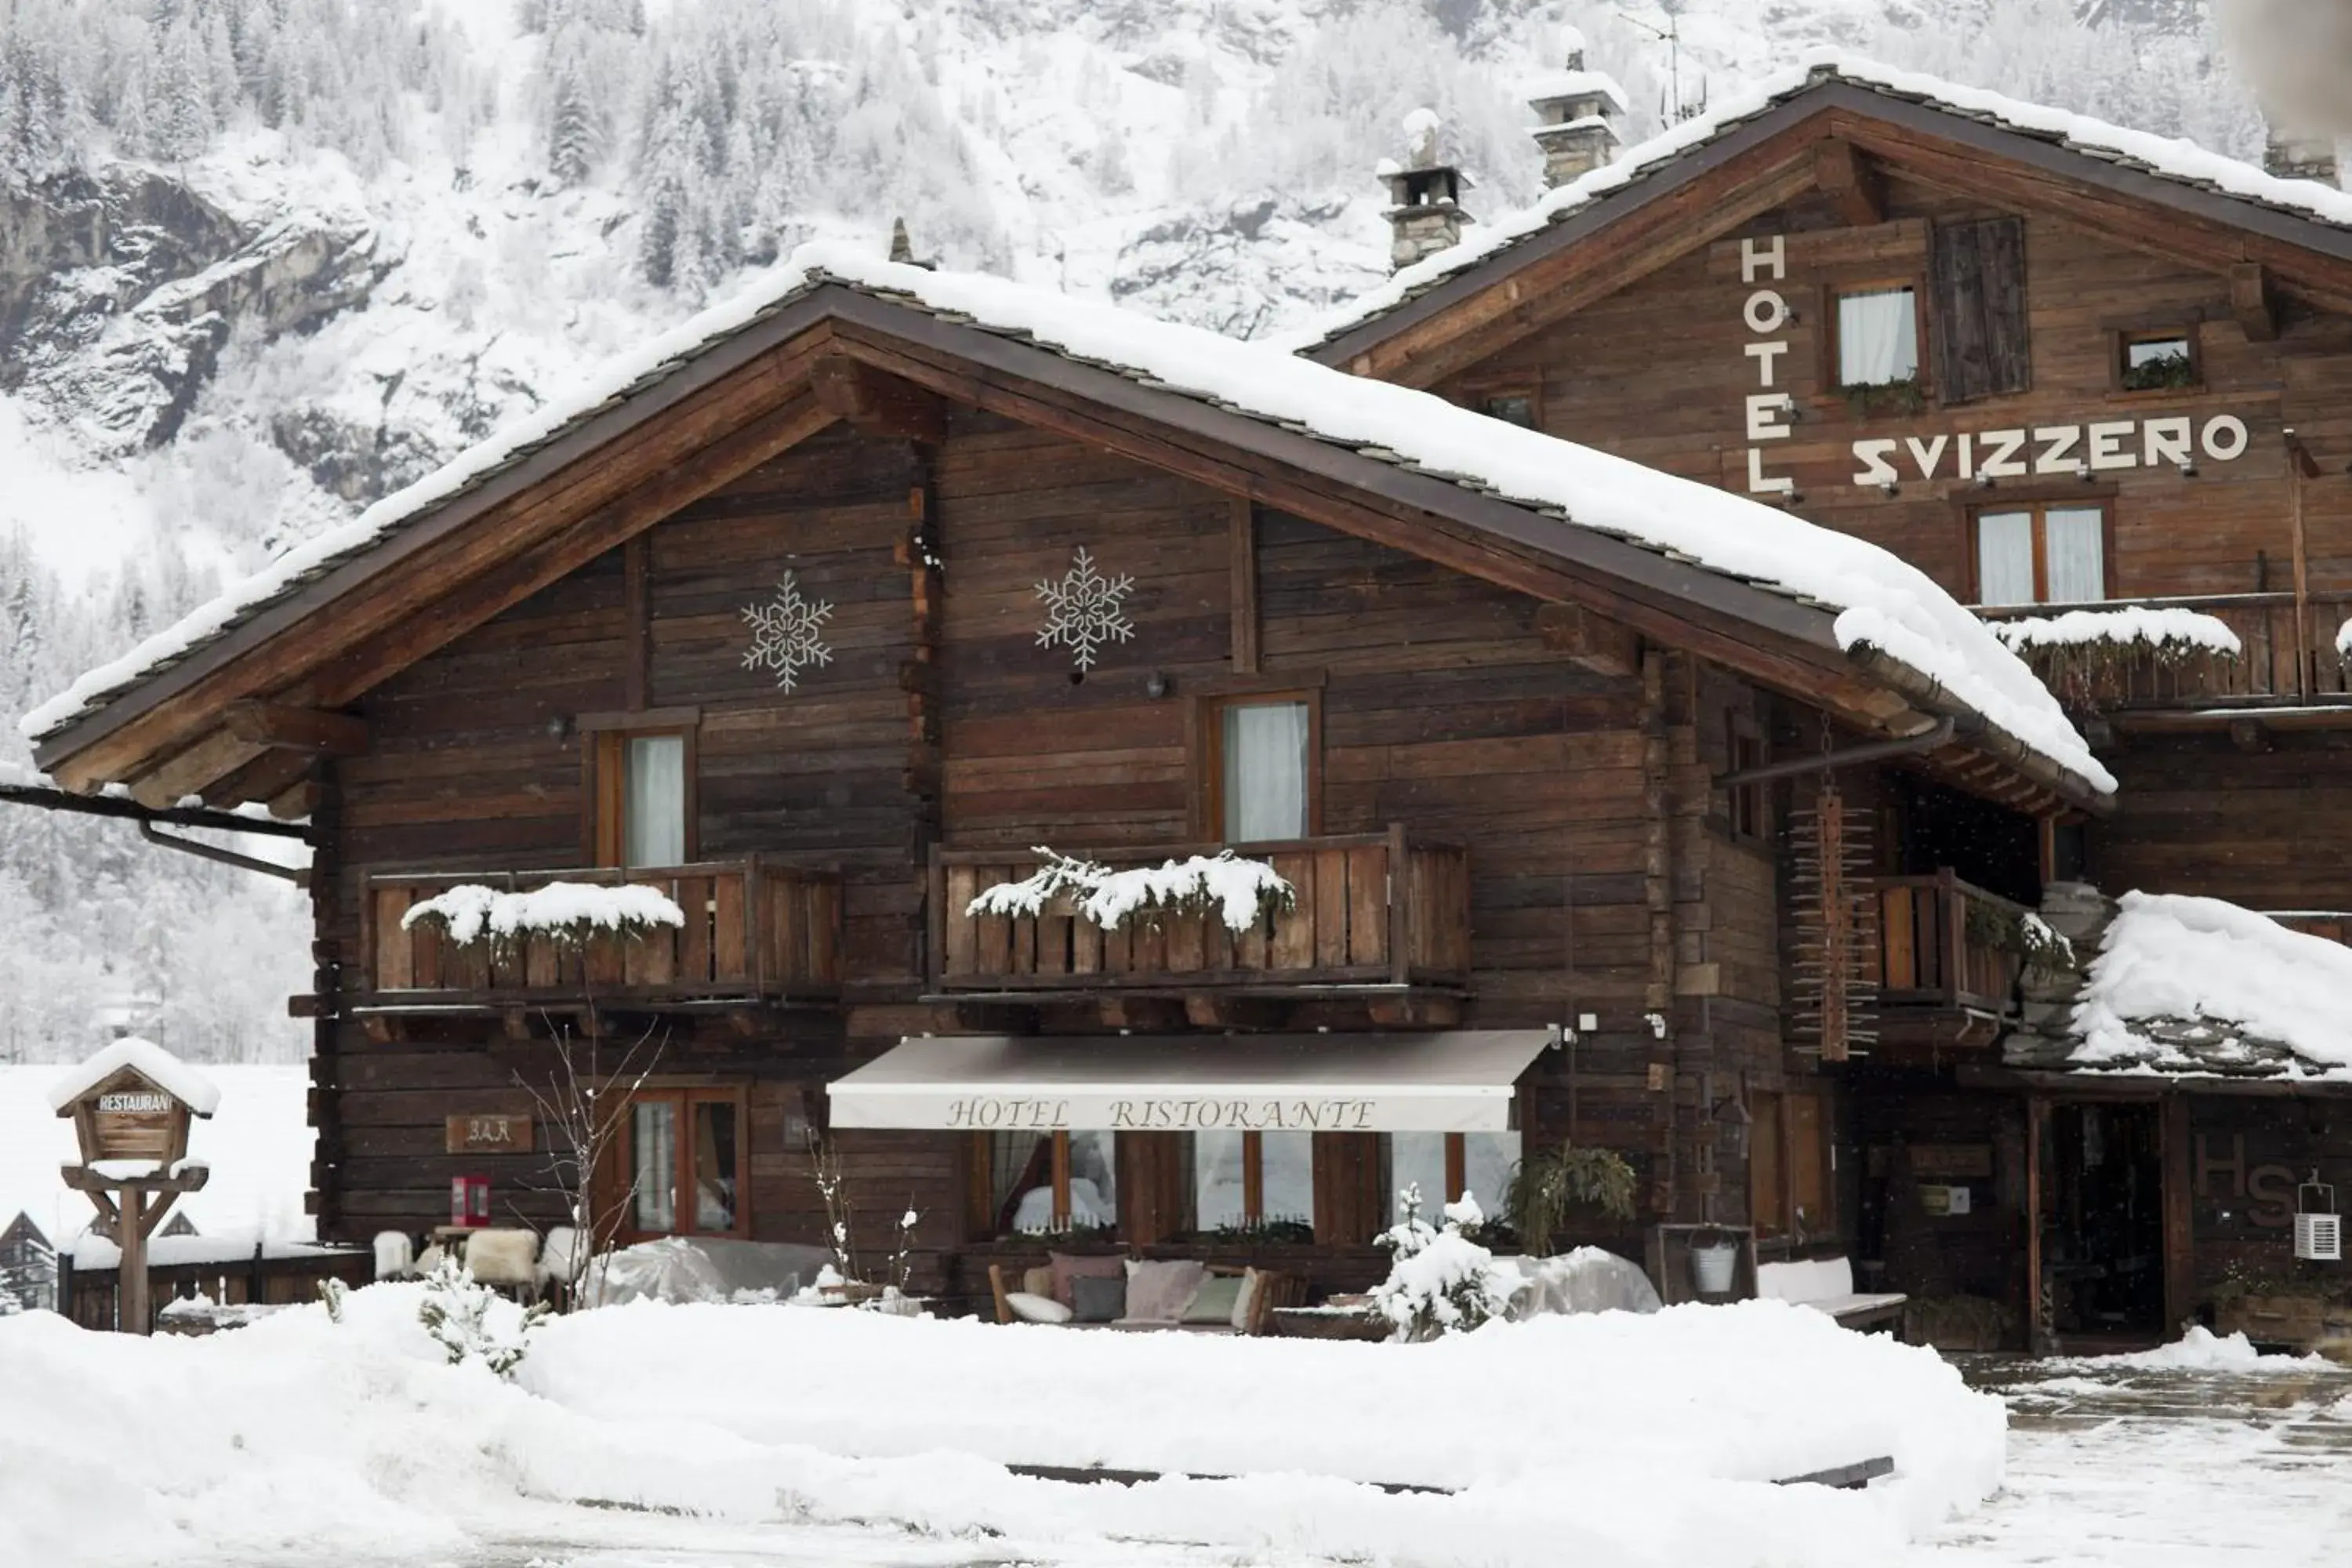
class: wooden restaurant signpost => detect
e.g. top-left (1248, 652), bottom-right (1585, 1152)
top-left (49, 1038), bottom-right (220, 1335)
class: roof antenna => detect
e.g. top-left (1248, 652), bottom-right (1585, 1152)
top-left (1619, 12), bottom-right (1704, 124)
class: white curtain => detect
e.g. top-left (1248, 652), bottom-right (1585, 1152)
top-left (1261, 1132), bottom-right (1313, 1227)
top-left (692, 1100), bottom-right (737, 1232)
top-left (1976, 511), bottom-right (2036, 607)
top-left (1462, 1131), bottom-right (1522, 1217)
top-left (632, 1100), bottom-right (676, 1232)
top-left (1388, 1132), bottom-right (1450, 1221)
top-left (625, 734), bottom-right (687, 867)
top-left (1838, 289), bottom-right (1917, 387)
top-left (2045, 508), bottom-right (2107, 602)
top-left (1195, 1130), bottom-right (1247, 1229)
top-left (1223, 702), bottom-right (1308, 842)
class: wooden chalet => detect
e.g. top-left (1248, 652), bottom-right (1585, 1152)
top-left (1305, 55), bottom-right (2352, 1346)
top-left (20, 243), bottom-right (2104, 1317)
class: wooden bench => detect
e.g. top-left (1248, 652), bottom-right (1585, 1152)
top-left (1757, 1256), bottom-right (1907, 1330)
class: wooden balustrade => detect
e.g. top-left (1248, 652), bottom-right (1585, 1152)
top-left (360, 857), bottom-right (840, 1007)
top-left (1977, 591), bottom-right (2352, 710)
top-left (930, 826), bottom-right (1471, 993)
top-left (1875, 870), bottom-right (2031, 1014)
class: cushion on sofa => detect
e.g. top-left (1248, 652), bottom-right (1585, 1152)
top-left (1070, 1272), bottom-right (1127, 1323)
top-left (1123, 1258), bottom-right (1208, 1323)
top-left (1022, 1265), bottom-right (1056, 1298)
top-left (1048, 1250), bottom-right (1126, 1308)
top-left (1184, 1274), bottom-right (1244, 1325)
top-left (1230, 1266), bottom-right (1265, 1330)
top-left (1006, 1290), bottom-right (1073, 1325)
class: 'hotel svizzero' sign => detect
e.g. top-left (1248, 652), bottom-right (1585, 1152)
top-left (1735, 231), bottom-right (2256, 495)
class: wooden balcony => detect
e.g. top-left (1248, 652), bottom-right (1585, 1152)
top-left (929, 828), bottom-right (1471, 1014)
top-left (1875, 871), bottom-right (2030, 1017)
top-left (357, 858), bottom-right (840, 1012)
top-left (1977, 591), bottom-right (2352, 715)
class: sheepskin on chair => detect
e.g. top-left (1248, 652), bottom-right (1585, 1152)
top-left (372, 1230), bottom-right (416, 1281)
top-left (463, 1228), bottom-right (540, 1290)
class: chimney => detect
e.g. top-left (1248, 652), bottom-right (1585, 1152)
top-left (1526, 40), bottom-right (1626, 188)
top-left (886, 216), bottom-right (936, 271)
top-left (2264, 126), bottom-right (2345, 189)
top-left (1381, 108), bottom-right (1472, 270)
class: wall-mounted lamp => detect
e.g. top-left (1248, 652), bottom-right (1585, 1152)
top-left (546, 713), bottom-right (573, 743)
top-left (1145, 670), bottom-right (1172, 699)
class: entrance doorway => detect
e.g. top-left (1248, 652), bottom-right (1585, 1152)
top-left (2044, 1102), bottom-right (2165, 1339)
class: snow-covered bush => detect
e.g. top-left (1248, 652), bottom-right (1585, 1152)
top-left (416, 1257), bottom-right (547, 1377)
top-left (1371, 1185), bottom-right (1523, 1341)
top-left (968, 848), bottom-right (1293, 935)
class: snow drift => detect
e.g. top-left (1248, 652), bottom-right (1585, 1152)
top-left (0, 1288), bottom-right (2005, 1568)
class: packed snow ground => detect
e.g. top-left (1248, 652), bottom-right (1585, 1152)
top-left (0, 1063), bottom-right (313, 1248)
top-left (0, 1290), bottom-right (2002, 1568)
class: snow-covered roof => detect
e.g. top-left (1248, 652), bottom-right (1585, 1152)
top-left (2068, 894), bottom-right (2352, 1081)
top-left (1295, 49), bottom-right (2352, 358)
top-left (46, 1037), bottom-right (222, 1116)
top-left (1525, 69), bottom-right (1627, 114)
top-left (27, 241), bottom-right (2110, 797)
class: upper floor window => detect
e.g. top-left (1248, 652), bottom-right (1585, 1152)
top-left (1835, 286), bottom-right (1919, 388)
top-left (1479, 390), bottom-right (1539, 429)
top-left (1976, 503), bottom-right (2107, 606)
top-left (1210, 695), bottom-right (1315, 843)
top-left (585, 713), bottom-right (698, 868)
top-left (2119, 331), bottom-right (2197, 393)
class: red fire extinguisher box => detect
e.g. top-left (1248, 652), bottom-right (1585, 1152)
top-left (451, 1174), bottom-right (491, 1228)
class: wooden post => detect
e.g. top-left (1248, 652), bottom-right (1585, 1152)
top-left (2024, 1094), bottom-right (2048, 1355)
top-left (2287, 431), bottom-right (2320, 700)
top-left (1229, 498), bottom-right (1260, 675)
top-left (2161, 1094), bottom-right (2194, 1335)
top-left (119, 1181), bottom-right (148, 1336)
top-left (1385, 822), bottom-right (1410, 987)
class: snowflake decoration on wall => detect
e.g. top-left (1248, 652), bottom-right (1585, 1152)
top-left (739, 572), bottom-right (835, 692)
top-left (1034, 547), bottom-right (1135, 672)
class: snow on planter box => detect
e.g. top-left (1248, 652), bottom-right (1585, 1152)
top-left (0, 1287), bottom-right (2003, 1568)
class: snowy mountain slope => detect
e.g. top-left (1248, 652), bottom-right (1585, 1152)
top-left (0, 0), bottom-right (2265, 1060)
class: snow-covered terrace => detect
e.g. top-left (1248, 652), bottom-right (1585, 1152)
top-left (1293, 49), bottom-right (2352, 358)
top-left (28, 241), bottom-right (2109, 800)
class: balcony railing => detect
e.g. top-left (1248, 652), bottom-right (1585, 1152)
top-left (1875, 871), bottom-right (2030, 1015)
top-left (359, 857), bottom-right (840, 1007)
top-left (1977, 591), bottom-right (2352, 711)
top-left (930, 827), bottom-right (1471, 994)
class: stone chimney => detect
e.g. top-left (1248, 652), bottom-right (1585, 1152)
top-left (1526, 40), bottom-right (1626, 188)
top-left (1381, 109), bottom-right (1472, 270)
top-left (2264, 126), bottom-right (2345, 187)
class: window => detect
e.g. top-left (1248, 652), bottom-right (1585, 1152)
top-left (1195, 1131), bottom-right (1313, 1236)
top-left (1207, 695), bottom-right (1316, 843)
top-left (1385, 1131), bottom-right (1521, 1224)
top-left (585, 715), bottom-right (698, 867)
top-left (1975, 503), bottom-right (2107, 606)
top-left (975, 1131), bottom-right (1117, 1237)
top-left (1727, 719), bottom-right (1769, 842)
top-left (1835, 286), bottom-right (1919, 388)
top-left (611, 1087), bottom-right (747, 1240)
top-left (1479, 391), bottom-right (1538, 429)
top-left (2119, 332), bottom-right (2196, 393)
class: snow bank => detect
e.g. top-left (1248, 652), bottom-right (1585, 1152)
top-left (1296, 50), bottom-right (2352, 358)
top-left (400, 880), bottom-right (685, 945)
top-left (2064, 1326), bottom-right (2328, 1373)
top-left (45, 1036), bottom-right (220, 1116)
top-left (1991, 606), bottom-right (2241, 657)
top-left (28, 234), bottom-right (2111, 797)
top-left (0, 1292), bottom-right (2004, 1568)
top-left (2073, 893), bottom-right (2352, 1078)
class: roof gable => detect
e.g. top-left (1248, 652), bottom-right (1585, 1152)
top-left (24, 243), bottom-right (2113, 811)
top-left (1298, 52), bottom-right (2352, 385)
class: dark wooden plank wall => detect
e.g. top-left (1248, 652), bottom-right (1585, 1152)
top-left (1448, 178), bottom-right (2352, 916)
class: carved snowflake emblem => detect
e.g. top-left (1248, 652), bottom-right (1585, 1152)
top-left (739, 572), bottom-right (834, 692)
top-left (1034, 548), bottom-right (1135, 672)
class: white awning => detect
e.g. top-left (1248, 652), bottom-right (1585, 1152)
top-left (826, 1031), bottom-right (1550, 1134)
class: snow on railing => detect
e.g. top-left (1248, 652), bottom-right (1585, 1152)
top-left (966, 849), bottom-right (1294, 936)
top-left (1989, 605), bottom-right (2242, 659)
top-left (401, 882), bottom-right (686, 947)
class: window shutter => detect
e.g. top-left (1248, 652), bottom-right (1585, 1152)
top-left (1932, 217), bottom-right (2030, 404)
